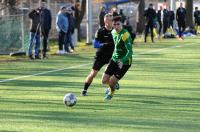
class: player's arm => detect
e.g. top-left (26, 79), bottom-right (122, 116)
top-left (121, 32), bottom-right (133, 64)
top-left (93, 29), bottom-right (103, 48)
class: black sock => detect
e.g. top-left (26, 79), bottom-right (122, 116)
top-left (84, 83), bottom-right (91, 91)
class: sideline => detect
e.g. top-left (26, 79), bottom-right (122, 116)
top-left (0, 43), bottom-right (198, 83)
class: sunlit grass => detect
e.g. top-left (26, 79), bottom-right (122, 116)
top-left (0, 37), bottom-right (200, 132)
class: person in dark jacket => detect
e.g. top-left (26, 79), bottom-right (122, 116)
top-left (168, 10), bottom-right (175, 28)
top-left (176, 2), bottom-right (186, 39)
top-left (194, 7), bottom-right (200, 29)
top-left (28, 8), bottom-right (41, 59)
top-left (163, 8), bottom-right (169, 34)
top-left (99, 6), bottom-right (106, 27)
top-left (66, 7), bottom-right (75, 52)
top-left (39, 0), bottom-right (52, 58)
top-left (123, 19), bottom-right (136, 42)
top-left (144, 3), bottom-right (156, 43)
top-left (157, 6), bottom-right (163, 37)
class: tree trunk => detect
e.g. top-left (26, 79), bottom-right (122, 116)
top-left (75, 0), bottom-right (86, 41)
top-left (136, 0), bottom-right (145, 33)
top-left (185, 0), bottom-right (193, 27)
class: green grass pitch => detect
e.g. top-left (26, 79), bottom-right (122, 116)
top-left (0, 37), bottom-right (200, 132)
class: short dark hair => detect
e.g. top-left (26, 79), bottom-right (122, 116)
top-left (41, 0), bottom-right (47, 2)
top-left (112, 16), bottom-right (122, 22)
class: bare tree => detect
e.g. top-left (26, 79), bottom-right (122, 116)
top-left (185, 0), bottom-right (193, 27)
top-left (75, 0), bottom-right (86, 41)
top-left (136, 0), bottom-right (145, 33)
top-left (1, 0), bottom-right (19, 15)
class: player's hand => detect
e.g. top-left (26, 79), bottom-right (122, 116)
top-left (118, 60), bottom-right (123, 69)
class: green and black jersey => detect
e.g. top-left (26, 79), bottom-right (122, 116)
top-left (111, 28), bottom-right (133, 65)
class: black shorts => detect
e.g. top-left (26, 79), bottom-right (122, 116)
top-left (105, 60), bottom-right (131, 80)
top-left (92, 56), bottom-right (111, 71)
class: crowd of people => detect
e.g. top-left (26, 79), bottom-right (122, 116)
top-left (27, 1), bottom-right (200, 60)
top-left (28, 0), bottom-right (76, 60)
top-left (28, 0), bottom-right (52, 59)
top-left (144, 2), bottom-right (200, 43)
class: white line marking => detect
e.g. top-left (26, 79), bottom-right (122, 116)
top-left (0, 42), bottom-right (198, 83)
top-left (134, 43), bottom-right (197, 56)
top-left (0, 63), bottom-right (91, 83)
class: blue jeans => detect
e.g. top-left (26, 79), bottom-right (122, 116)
top-left (63, 31), bottom-right (70, 52)
top-left (28, 32), bottom-right (40, 56)
top-left (66, 31), bottom-right (74, 50)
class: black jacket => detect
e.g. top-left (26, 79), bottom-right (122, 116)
top-left (194, 10), bottom-right (200, 24)
top-left (176, 7), bottom-right (186, 21)
top-left (40, 8), bottom-right (52, 32)
top-left (144, 8), bottom-right (156, 24)
top-left (66, 13), bottom-right (75, 34)
top-left (169, 11), bottom-right (175, 22)
top-left (163, 9), bottom-right (169, 22)
top-left (157, 10), bottom-right (162, 22)
top-left (28, 10), bottom-right (40, 34)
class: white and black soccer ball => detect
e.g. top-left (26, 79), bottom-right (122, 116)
top-left (63, 93), bottom-right (77, 107)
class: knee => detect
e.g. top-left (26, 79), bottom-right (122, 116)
top-left (102, 78), bottom-right (108, 84)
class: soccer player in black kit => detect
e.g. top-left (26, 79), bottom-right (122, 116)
top-left (144, 3), bottom-right (156, 43)
top-left (176, 2), bottom-right (186, 39)
top-left (81, 13), bottom-right (115, 96)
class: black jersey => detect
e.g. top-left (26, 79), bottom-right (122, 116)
top-left (95, 27), bottom-right (114, 59)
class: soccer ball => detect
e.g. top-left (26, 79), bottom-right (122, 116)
top-left (63, 93), bottom-right (77, 107)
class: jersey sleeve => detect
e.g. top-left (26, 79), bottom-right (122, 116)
top-left (95, 29), bottom-right (102, 41)
top-left (121, 31), bottom-right (133, 64)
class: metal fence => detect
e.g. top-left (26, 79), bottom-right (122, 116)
top-left (0, 15), bottom-right (29, 55)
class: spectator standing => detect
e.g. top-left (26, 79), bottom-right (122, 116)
top-left (39, 0), bottom-right (52, 58)
top-left (74, 3), bottom-right (81, 41)
top-left (66, 7), bottom-right (75, 53)
top-left (194, 7), bottom-right (200, 33)
top-left (111, 7), bottom-right (119, 17)
top-left (123, 19), bottom-right (136, 42)
top-left (144, 3), bottom-right (157, 43)
top-left (176, 3), bottom-right (186, 39)
top-left (163, 8), bottom-right (169, 34)
top-left (157, 6), bottom-right (163, 37)
top-left (56, 6), bottom-right (69, 54)
top-left (168, 10), bottom-right (175, 28)
top-left (99, 6), bottom-right (106, 27)
top-left (28, 7), bottom-right (41, 59)
top-left (119, 9), bottom-right (126, 23)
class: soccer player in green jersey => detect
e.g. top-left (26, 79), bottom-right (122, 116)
top-left (102, 16), bottom-right (133, 101)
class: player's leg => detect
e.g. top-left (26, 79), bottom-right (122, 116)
top-left (81, 69), bottom-right (98, 96)
top-left (104, 63), bottom-right (131, 101)
top-left (102, 72), bottom-right (110, 85)
top-left (81, 58), bottom-right (105, 96)
top-left (104, 75), bottom-right (119, 101)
